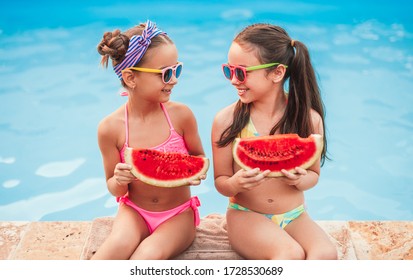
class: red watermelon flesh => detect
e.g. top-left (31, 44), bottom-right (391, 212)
top-left (124, 147), bottom-right (209, 187)
top-left (233, 134), bottom-right (323, 177)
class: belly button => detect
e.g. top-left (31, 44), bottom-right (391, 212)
top-left (152, 198), bottom-right (159, 203)
top-left (267, 199), bottom-right (274, 203)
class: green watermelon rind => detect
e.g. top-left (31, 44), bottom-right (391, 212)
top-left (233, 134), bottom-right (323, 177)
top-left (124, 147), bottom-right (210, 188)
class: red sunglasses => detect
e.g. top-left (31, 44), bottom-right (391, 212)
top-left (222, 62), bottom-right (286, 83)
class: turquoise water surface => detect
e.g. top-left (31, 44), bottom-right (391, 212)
top-left (1, 0), bottom-right (412, 221)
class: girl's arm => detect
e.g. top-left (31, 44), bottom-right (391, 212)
top-left (97, 117), bottom-right (134, 197)
top-left (181, 107), bottom-right (205, 157)
top-left (171, 102), bottom-right (206, 186)
top-left (211, 105), bottom-right (270, 197)
top-left (170, 102), bottom-right (205, 156)
top-left (280, 110), bottom-right (323, 191)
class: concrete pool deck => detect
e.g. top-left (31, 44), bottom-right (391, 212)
top-left (1, 214), bottom-right (412, 260)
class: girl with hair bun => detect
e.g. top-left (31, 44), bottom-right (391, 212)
top-left (92, 20), bottom-right (206, 260)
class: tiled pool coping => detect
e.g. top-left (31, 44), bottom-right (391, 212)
top-left (1, 214), bottom-right (412, 260)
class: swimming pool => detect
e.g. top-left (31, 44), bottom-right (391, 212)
top-left (1, 0), bottom-right (412, 221)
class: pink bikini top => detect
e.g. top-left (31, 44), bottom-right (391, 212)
top-left (120, 103), bottom-right (189, 163)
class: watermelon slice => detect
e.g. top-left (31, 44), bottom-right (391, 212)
top-left (124, 147), bottom-right (209, 187)
top-left (233, 134), bottom-right (323, 177)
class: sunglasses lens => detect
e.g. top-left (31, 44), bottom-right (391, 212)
top-left (223, 65), bottom-right (232, 80)
top-left (175, 64), bottom-right (182, 79)
top-left (234, 68), bottom-right (245, 82)
top-left (163, 68), bottom-right (173, 83)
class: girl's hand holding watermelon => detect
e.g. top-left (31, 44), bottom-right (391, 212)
top-left (113, 163), bottom-right (136, 186)
top-left (188, 174), bottom-right (207, 186)
top-left (279, 167), bottom-right (308, 188)
top-left (230, 168), bottom-right (271, 192)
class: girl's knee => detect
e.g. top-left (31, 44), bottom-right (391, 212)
top-left (269, 243), bottom-right (305, 260)
top-left (106, 233), bottom-right (134, 252)
top-left (92, 232), bottom-right (139, 260)
top-left (307, 244), bottom-right (338, 260)
top-left (321, 245), bottom-right (338, 260)
top-left (107, 228), bottom-right (144, 253)
top-left (131, 243), bottom-right (168, 260)
top-left (286, 244), bottom-right (305, 260)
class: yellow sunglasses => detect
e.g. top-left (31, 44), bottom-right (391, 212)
top-left (123, 62), bottom-right (183, 84)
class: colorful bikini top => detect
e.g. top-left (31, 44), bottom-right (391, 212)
top-left (120, 103), bottom-right (189, 163)
top-left (238, 95), bottom-right (287, 139)
top-left (238, 117), bottom-right (260, 138)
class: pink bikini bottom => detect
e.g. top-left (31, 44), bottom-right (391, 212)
top-left (117, 195), bottom-right (201, 234)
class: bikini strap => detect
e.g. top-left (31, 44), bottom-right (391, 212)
top-left (160, 103), bottom-right (174, 131)
top-left (124, 103), bottom-right (129, 147)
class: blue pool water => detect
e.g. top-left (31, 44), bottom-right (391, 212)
top-left (1, 0), bottom-right (412, 221)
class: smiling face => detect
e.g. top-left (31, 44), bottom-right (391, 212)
top-left (125, 42), bottom-right (180, 103)
top-left (227, 42), bottom-right (277, 103)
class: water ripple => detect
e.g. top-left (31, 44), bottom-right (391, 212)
top-left (35, 158), bottom-right (86, 178)
top-left (0, 178), bottom-right (107, 221)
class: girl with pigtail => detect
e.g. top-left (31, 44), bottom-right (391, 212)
top-left (93, 20), bottom-right (206, 260)
top-left (212, 23), bottom-right (337, 259)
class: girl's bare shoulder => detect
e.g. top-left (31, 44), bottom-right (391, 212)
top-left (310, 108), bottom-right (323, 134)
top-left (98, 105), bottom-right (125, 137)
top-left (213, 102), bottom-right (237, 127)
top-left (163, 101), bottom-right (194, 120)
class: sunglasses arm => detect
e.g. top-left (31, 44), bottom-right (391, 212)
top-left (127, 67), bottom-right (162, 73)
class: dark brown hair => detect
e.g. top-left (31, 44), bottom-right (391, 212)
top-left (217, 23), bottom-right (328, 165)
top-left (97, 23), bottom-right (173, 86)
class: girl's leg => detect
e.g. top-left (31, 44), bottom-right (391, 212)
top-left (130, 208), bottom-right (196, 260)
top-left (91, 204), bottom-right (150, 260)
top-left (226, 208), bottom-right (305, 260)
top-left (285, 212), bottom-right (338, 260)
